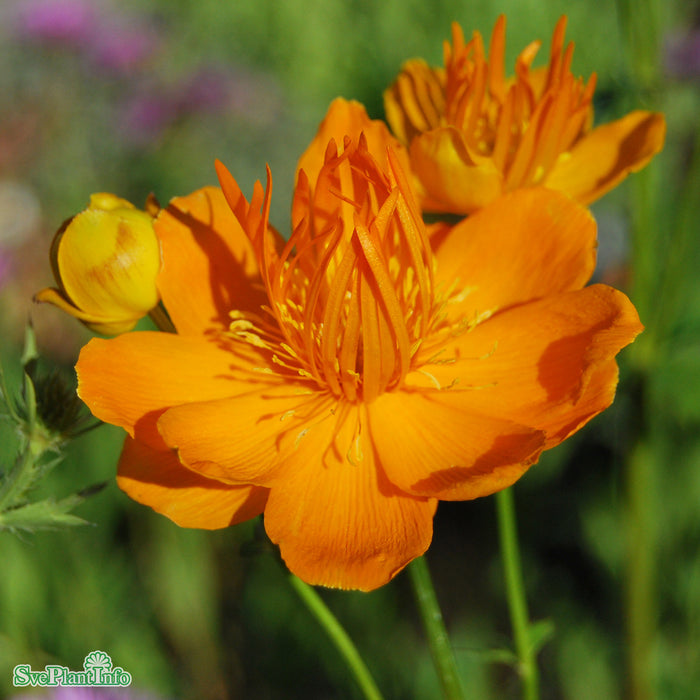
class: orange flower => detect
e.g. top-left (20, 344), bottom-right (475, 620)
top-left (384, 16), bottom-right (666, 214)
top-left (76, 100), bottom-right (642, 591)
top-left (35, 193), bottom-right (160, 335)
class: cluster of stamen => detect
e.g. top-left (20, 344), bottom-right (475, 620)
top-left (232, 136), bottom-right (462, 404)
top-left (444, 15), bottom-right (596, 187)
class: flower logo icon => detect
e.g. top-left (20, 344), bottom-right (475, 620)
top-left (83, 650), bottom-right (113, 672)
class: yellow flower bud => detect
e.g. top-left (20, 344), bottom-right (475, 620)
top-left (35, 193), bottom-right (161, 335)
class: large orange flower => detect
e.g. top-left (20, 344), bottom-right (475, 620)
top-left (76, 100), bottom-right (642, 591)
top-left (384, 16), bottom-right (666, 214)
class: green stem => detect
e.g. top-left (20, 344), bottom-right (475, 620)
top-left (617, 0), bottom-right (664, 685)
top-left (408, 556), bottom-right (465, 700)
top-left (496, 488), bottom-right (539, 700)
top-left (0, 395), bottom-right (50, 514)
top-left (624, 437), bottom-right (657, 700)
top-left (288, 574), bottom-right (385, 700)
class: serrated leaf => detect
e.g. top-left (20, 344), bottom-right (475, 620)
top-left (0, 494), bottom-right (90, 532)
top-left (0, 447), bottom-right (66, 512)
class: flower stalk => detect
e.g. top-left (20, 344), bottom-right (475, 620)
top-left (288, 574), bottom-right (385, 700)
top-left (408, 556), bottom-right (465, 700)
top-left (496, 487), bottom-right (539, 700)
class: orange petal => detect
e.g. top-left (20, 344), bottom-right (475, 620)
top-left (155, 186), bottom-right (266, 335)
top-left (545, 111), bottom-right (666, 204)
top-left (433, 188), bottom-right (597, 319)
top-left (117, 437), bottom-right (268, 528)
top-left (263, 404), bottom-right (437, 590)
top-left (409, 284), bottom-right (643, 447)
top-left (76, 332), bottom-right (271, 448)
top-left (368, 390), bottom-right (545, 500)
top-left (296, 98), bottom-right (411, 191)
top-left (409, 127), bottom-right (503, 213)
top-left (156, 390), bottom-right (336, 487)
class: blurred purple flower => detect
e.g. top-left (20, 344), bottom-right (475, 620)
top-left (13, 0), bottom-right (97, 44)
top-left (11, 688), bottom-right (166, 700)
top-left (11, 687), bottom-right (167, 700)
top-left (665, 30), bottom-right (700, 78)
top-left (176, 65), bottom-right (281, 121)
top-left (117, 65), bottom-right (281, 145)
top-left (11, 0), bottom-right (158, 74)
top-left (89, 20), bottom-right (159, 74)
top-left (178, 67), bottom-right (233, 114)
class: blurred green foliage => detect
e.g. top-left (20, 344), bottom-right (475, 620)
top-left (1, 0), bottom-right (699, 697)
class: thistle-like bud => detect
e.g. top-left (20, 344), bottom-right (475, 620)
top-left (35, 193), bottom-right (160, 335)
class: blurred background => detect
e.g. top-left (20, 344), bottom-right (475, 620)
top-left (0, 0), bottom-right (698, 697)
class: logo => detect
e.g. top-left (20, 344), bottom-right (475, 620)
top-left (13, 650), bottom-right (132, 688)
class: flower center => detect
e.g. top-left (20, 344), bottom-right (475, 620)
top-left (232, 137), bottom-right (455, 404)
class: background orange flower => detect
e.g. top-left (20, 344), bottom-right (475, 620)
top-left (384, 15), bottom-right (666, 214)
